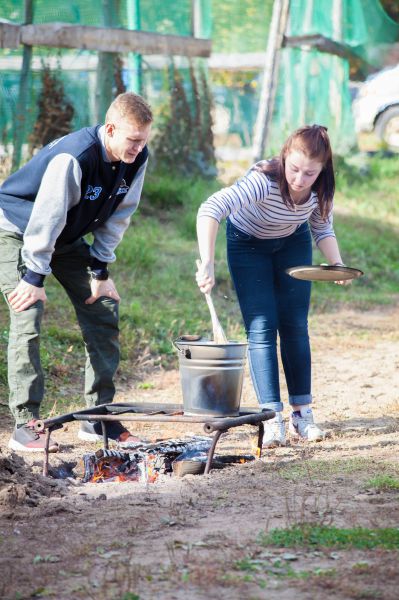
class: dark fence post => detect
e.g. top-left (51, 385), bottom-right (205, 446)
top-left (12, 0), bottom-right (34, 172)
top-left (96, 0), bottom-right (120, 122)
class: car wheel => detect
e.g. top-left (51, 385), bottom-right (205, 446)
top-left (375, 105), bottom-right (399, 150)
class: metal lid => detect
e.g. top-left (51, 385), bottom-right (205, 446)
top-left (286, 264), bottom-right (364, 282)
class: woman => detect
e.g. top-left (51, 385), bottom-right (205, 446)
top-left (196, 125), bottom-right (349, 447)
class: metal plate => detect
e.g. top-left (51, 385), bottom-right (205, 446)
top-left (286, 265), bottom-right (364, 282)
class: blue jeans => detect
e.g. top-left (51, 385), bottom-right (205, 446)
top-left (226, 220), bottom-right (313, 413)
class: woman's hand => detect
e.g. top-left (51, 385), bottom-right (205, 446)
top-left (330, 263), bottom-right (352, 286)
top-left (196, 259), bottom-right (215, 294)
top-left (334, 278), bottom-right (352, 286)
top-left (317, 239), bottom-right (351, 286)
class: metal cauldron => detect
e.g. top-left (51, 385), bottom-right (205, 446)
top-left (173, 336), bottom-right (248, 417)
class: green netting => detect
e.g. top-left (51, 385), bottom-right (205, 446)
top-left (209, 0), bottom-right (399, 156)
top-left (0, 0), bottom-right (398, 166)
top-left (211, 0), bottom-right (273, 53)
top-left (1, 0), bottom-right (204, 33)
top-left (269, 0), bottom-right (399, 154)
top-left (270, 49), bottom-right (355, 154)
top-left (288, 0), bottom-right (399, 65)
top-left (0, 0), bottom-right (210, 158)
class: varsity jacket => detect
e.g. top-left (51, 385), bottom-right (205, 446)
top-left (0, 126), bottom-right (148, 286)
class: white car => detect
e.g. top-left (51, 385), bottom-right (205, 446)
top-left (352, 64), bottom-right (399, 150)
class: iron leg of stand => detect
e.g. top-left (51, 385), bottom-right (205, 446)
top-left (257, 422), bottom-right (264, 459)
top-left (101, 421), bottom-right (109, 450)
top-left (204, 429), bottom-right (225, 475)
top-left (42, 428), bottom-right (51, 477)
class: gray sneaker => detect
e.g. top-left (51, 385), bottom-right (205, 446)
top-left (262, 412), bottom-right (286, 448)
top-left (8, 420), bottom-right (59, 453)
top-left (289, 408), bottom-right (326, 441)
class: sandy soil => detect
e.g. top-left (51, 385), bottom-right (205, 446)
top-left (1, 305), bottom-right (398, 600)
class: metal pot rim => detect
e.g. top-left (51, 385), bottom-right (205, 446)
top-left (174, 336), bottom-right (247, 347)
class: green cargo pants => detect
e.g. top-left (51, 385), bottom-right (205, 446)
top-left (0, 229), bottom-right (120, 425)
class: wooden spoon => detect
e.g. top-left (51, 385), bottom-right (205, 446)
top-left (196, 260), bottom-right (228, 344)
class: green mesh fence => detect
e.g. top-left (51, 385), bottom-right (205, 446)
top-left (0, 0), bottom-right (398, 166)
top-left (211, 1), bottom-right (273, 53)
top-left (269, 0), bottom-right (399, 154)
top-left (0, 0), bottom-right (213, 169)
top-left (2, 0), bottom-right (196, 30)
top-left (210, 0), bottom-right (399, 156)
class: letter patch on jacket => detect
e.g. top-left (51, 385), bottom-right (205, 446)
top-left (84, 185), bottom-right (102, 201)
top-left (116, 179), bottom-right (129, 195)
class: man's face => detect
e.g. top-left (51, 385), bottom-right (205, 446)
top-left (105, 118), bottom-right (151, 163)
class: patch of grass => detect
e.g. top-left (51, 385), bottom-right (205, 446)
top-left (143, 168), bottom-right (218, 208)
top-left (335, 153), bottom-right (399, 225)
top-left (259, 525), bottom-right (399, 550)
top-left (278, 458), bottom-right (399, 481)
top-left (309, 153), bottom-right (399, 310)
top-left (366, 474), bottom-right (399, 491)
top-left (234, 556), bottom-right (337, 581)
top-left (137, 382), bottom-right (155, 390)
top-left (312, 214), bottom-right (399, 310)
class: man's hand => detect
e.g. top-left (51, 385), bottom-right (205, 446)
top-left (85, 277), bottom-right (121, 305)
top-left (8, 280), bottom-right (47, 312)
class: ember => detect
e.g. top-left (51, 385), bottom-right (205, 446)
top-left (79, 437), bottom-right (213, 483)
top-left (80, 449), bottom-right (143, 483)
top-left (77, 438), bottom-right (255, 483)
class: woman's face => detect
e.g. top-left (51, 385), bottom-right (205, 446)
top-left (285, 149), bottom-right (324, 199)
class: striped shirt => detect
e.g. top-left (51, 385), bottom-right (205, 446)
top-left (197, 166), bottom-right (335, 245)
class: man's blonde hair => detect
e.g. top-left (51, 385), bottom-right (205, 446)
top-left (106, 93), bottom-right (153, 126)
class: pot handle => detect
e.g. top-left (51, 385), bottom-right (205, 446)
top-left (173, 340), bottom-right (192, 359)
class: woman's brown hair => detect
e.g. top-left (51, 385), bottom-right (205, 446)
top-left (254, 125), bottom-right (335, 220)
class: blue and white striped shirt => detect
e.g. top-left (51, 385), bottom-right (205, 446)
top-left (198, 167), bottom-right (335, 245)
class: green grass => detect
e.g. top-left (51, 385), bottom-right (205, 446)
top-left (366, 474), bottom-right (399, 491)
top-left (278, 458), bottom-right (399, 481)
top-left (259, 525), bottom-right (399, 550)
top-left (233, 556), bottom-right (337, 583)
top-left (310, 153), bottom-right (399, 309)
top-left (0, 154), bottom-right (398, 412)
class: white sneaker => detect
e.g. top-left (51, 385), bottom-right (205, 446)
top-left (262, 412), bottom-right (286, 448)
top-left (289, 408), bottom-right (326, 442)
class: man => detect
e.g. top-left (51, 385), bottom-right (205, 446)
top-left (0, 92), bottom-right (153, 452)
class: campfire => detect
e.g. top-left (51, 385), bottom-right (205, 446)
top-left (77, 437), bottom-right (254, 483)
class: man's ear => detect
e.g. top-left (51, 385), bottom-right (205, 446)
top-left (105, 123), bottom-right (115, 136)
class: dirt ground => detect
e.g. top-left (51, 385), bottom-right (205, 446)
top-left (0, 305), bottom-right (398, 600)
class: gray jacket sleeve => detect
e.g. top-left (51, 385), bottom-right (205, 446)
top-left (22, 153), bottom-right (82, 276)
top-left (90, 160), bottom-right (148, 264)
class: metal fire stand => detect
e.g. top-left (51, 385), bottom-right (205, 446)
top-left (35, 403), bottom-right (275, 477)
